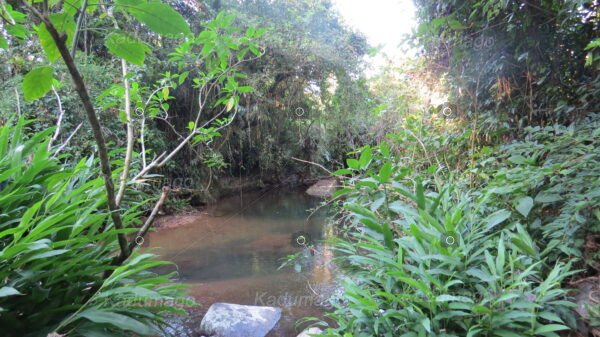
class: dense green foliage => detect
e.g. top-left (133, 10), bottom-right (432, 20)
top-left (218, 0), bottom-right (372, 176)
top-left (1, 0), bottom-right (599, 336)
top-left (316, 113), bottom-right (599, 337)
top-left (0, 120), bottom-right (192, 336)
top-left (1, 0), bottom-right (373, 195)
top-left (413, 0), bottom-right (599, 134)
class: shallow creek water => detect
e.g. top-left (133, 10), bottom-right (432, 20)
top-left (145, 187), bottom-right (336, 337)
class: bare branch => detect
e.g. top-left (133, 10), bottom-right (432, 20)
top-left (70, 0), bottom-right (88, 59)
top-left (139, 109), bottom-right (147, 167)
top-left (127, 186), bottom-right (170, 253)
top-left (291, 156), bottom-right (334, 175)
top-left (48, 86), bottom-right (65, 150)
top-left (14, 88), bottom-right (21, 116)
top-left (131, 151), bottom-right (167, 182)
top-left (53, 122), bottom-right (82, 156)
top-left (115, 60), bottom-right (134, 206)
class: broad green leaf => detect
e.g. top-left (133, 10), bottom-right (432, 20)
top-left (378, 162), bottom-right (392, 183)
top-left (436, 294), bottom-right (473, 303)
top-left (538, 311), bottom-right (564, 323)
top-left (238, 86), bottom-right (253, 93)
top-left (345, 204), bottom-right (377, 220)
top-left (77, 308), bottom-right (155, 334)
top-left (333, 168), bottom-right (352, 176)
top-left (23, 66), bottom-right (54, 101)
top-left (494, 330), bottom-right (523, 337)
top-left (484, 209), bottom-right (511, 230)
top-left (36, 13), bottom-right (76, 62)
top-left (585, 38), bottom-right (600, 51)
top-left (448, 18), bottom-right (465, 30)
top-left (382, 222), bottom-right (394, 249)
top-left (6, 24), bottom-right (29, 39)
top-left (535, 191), bottom-right (562, 203)
top-left (127, 3), bottom-right (190, 36)
top-left (421, 317), bottom-right (431, 333)
top-left (359, 148), bottom-right (372, 169)
top-left (115, 0), bottom-right (144, 7)
top-left (347, 158), bottom-right (360, 170)
top-left (36, 25), bottom-right (60, 62)
top-left (515, 196), bottom-right (533, 217)
top-left (533, 324), bottom-right (569, 334)
top-left (105, 32), bottom-right (151, 65)
top-left (0, 36), bottom-right (7, 49)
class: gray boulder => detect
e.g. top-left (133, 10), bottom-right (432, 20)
top-left (199, 303), bottom-right (281, 337)
top-left (306, 178), bottom-right (338, 197)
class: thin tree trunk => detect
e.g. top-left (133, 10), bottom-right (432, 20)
top-left (25, 2), bottom-right (130, 259)
top-left (116, 59), bottom-right (133, 206)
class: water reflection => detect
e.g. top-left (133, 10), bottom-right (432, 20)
top-left (146, 188), bottom-right (335, 337)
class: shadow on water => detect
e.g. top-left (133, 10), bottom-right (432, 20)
top-left (145, 187), bottom-right (337, 337)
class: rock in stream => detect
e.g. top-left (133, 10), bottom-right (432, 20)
top-left (198, 303), bottom-right (281, 337)
top-left (306, 178), bottom-right (338, 197)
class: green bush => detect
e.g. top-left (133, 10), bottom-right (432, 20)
top-left (0, 119), bottom-right (193, 337)
top-left (470, 113), bottom-right (600, 265)
top-left (320, 140), bottom-right (579, 336)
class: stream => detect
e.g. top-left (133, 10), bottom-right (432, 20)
top-left (145, 187), bottom-right (336, 337)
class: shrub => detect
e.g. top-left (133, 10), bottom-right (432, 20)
top-left (470, 113), bottom-right (600, 266)
top-left (320, 142), bottom-right (578, 336)
top-left (0, 119), bottom-right (192, 337)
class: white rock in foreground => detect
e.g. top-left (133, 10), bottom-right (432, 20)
top-left (297, 327), bottom-right (323, 336)
top-left (199, 303), bottom-right (281, 337)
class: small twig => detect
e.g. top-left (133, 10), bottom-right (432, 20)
top-left (14, 88), bottom-right (21, 116)
top-left (136, 85), bottom-right (172, 168)
top-left (115, 59), bottom-right (133, 206)
top-left (140, 110), bottom-right (147, 167)
top-left (131, 151), bottom-right (167, 182)
top-left (291, 156), bottom-right (333, 175)
top-left (127, 186), bottom-right (170, 253)
top-left (567, 276), bottom-right (599, 286)
top-left (48, 86), bottom-right (65, 150)
top-left (305, 193), bottom-right (344, 224)
top-left (53, 123), bottom-right (82, 155)
top-left (70, 0), bottom-right (88, 59)
top-left (306, 280), bottom-right (319, 296)
top-left (404, 127), bottom-right (441, 168)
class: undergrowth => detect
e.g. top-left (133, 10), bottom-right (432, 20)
top-left (0, 120), bottom-right (194, 337)
top-left (316, 113), bottom-right (600, 336)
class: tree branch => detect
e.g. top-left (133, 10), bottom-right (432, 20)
top-left (290, 156), bottom-right (333, 175)
top-left (53, 122), bottom-right (82, 156)
top-left (70, 0), bottom-right (88, 59)
top-left (48, 86), bottom-right (65, 150)
top-left (127, 186), bottom-right (170, 254)
top-left (115, 59), bottom-right (133, 206)
top-left (14, 88), bottom-right (21, 116)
